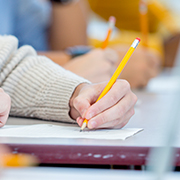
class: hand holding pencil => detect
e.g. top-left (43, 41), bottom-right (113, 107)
top-left (69, 38), bottom-right (140, 130)
top-left (101, 16), bottom-right (116, 49)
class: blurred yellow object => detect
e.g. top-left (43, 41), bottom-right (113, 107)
top-left (88, 30), bottom-right (164, 59)
top-left (88, 0), bottom-right (158, 32)
top-left (1, 154), bottom-right (38, 167)
top-left (88, 0), bottom-right (180, 33)
top-left (139, 0), bottom-right (149, 47)
top-left (148, 0), bottom-right (179, 34)
top-left (88, 0), bottom-right (180, 63)
top-left (101, 16), bottom-right (116, 49)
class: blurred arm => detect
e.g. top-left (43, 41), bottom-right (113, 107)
top-left (49, 0), bottom-right (90, 50)
top-left (38, 50), bottom-right (71, 65)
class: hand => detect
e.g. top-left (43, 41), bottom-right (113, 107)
top-left (69, 80), bottom-right (137, 129)
top-left (63, 48), bottom-right (119, 83)
top-left (113, 46), bottom-right (162, 88)
top-left (0, 88), bottom-right (11, 127)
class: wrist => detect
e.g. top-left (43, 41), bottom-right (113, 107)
top-left (50, 0), bottom-right (79, 5)
top-left (38, 51), bottom-right (71, 66)
top-left (65, 46), bottom-right (92, 59)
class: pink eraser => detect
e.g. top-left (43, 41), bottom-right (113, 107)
top-left (136, 37), bottom-right (141, 42)
top-left (109, 16), bottom-right (116, 23)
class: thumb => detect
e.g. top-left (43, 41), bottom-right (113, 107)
top-left (73, 83), bottom-right (106, 118)
top-left (73, 95), bottom-right (92, 118)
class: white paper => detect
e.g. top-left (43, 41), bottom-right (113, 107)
top-left (0, 124), bottom-right (143, 140)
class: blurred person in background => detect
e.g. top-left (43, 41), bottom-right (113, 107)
top-left (88, 0), bottom-right (180, 67)
top-left (0, 0), bottom-right (165, 88)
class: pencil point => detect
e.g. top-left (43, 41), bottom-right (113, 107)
top-left (80, 120), bottom-right (87, 132)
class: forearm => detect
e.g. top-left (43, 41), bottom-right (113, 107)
top-left (49, 0), bottom-right (90, 50)
top-left (37, 51), bottom-right (71, 66)
top-left (3, 56), bottom-right (89, 122)
top-left (0, 36), bottom-right (90, 123)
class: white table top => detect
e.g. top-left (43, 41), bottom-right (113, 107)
top-left (1, 167), bottom-right (180, 180)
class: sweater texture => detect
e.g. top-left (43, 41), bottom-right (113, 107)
top-left (0, 35), bottom-right (90, 123)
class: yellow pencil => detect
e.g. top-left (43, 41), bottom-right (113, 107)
top-left (139, 0), bottom-right (149, 47)
top-left (80, 38), bottom-right (141, 131)
top-left (101, 16), bottom-right (116, 49)
top-left (1, 153), bottom-right (38, 167)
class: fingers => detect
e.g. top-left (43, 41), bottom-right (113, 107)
top-left (72, 83), bottom-right (105, 118)
top-left (72, 77), bottom-right (137, 130)
top-left (74, 80), bottom-right (137, 129)
top-left (0, 89), bottom-right (11, 127)
top-left (85, 80), bottom-right (130, 120)
top-left (95, 107), bottom-right (135, 129)
top-left (76, 117), bottom-right (84, 127)
top-left (86, 88), bottom-right (137, 129)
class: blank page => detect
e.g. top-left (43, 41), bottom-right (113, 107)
top-left (0, 124), bottom-right (143, 140)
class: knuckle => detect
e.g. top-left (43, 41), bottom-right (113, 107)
top-left (95, 104), bottom-right (102, 115)
top-left (73, 97), bottom-right (80, 107)
top-left (99, 113), bottom-right (107, 124)
top-left (109, 93), bottom-right (119, 105)
top-left (120, 79), bottom-right (131, 90)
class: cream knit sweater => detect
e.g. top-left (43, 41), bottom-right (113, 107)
top-left (0, 35), bottom-right (90, 123)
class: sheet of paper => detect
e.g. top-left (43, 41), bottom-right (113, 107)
top-left (0, 124), bottom-right (143, 140)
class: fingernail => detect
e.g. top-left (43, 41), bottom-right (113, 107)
top-left (77, 117), bottom-right (84, 126)
top-left (89, 121), bottom-right (97, 129)
top-left (76, 117), bottom-right (80, 123)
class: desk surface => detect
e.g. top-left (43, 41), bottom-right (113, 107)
top-left (1, 69), bottom-right (180, 166)
top-left (2, 167), bottom-right (180, 180)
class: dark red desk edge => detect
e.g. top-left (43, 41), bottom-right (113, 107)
top-left (3, 143), bottom-right (180, 166)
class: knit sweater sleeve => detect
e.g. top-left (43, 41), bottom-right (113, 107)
top-left (0, 35), bottom-right (90, 123)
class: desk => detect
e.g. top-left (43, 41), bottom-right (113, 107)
top-left (1, 167), bottom-right (180, 180)
top-left (1, 69), bottom-right (180, 166)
